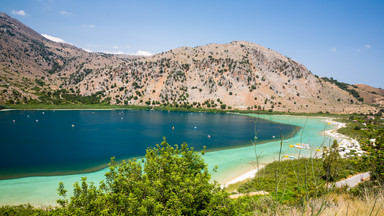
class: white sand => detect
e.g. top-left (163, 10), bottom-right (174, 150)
top-left (222, 165), bottom-right (265, 187)
top-left (0, 109), bottom-right (15, 111)
top-left (322, 118), bottom-right (364, 158)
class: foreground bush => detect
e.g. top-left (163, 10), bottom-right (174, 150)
top-left (54, 137), bottom-right (234, 215)
top-left (0, 204), bottom-right (45, 216)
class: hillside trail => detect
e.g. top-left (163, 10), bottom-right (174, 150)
top-left (334, 172), bottom-right (370, 188)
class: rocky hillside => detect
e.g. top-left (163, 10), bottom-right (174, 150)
top-left (0, 12), bottom-right (129, 103)
top-left (0, 13), bottom-right (379, 114)
top-left (352, 84), bottom-right (384, 107)
top-left (76, 41), bottom-right (377, 113)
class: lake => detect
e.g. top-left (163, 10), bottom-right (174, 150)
top-left (0, 110), bottom-right (300, 180)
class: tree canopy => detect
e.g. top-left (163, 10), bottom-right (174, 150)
top-left (55, 137), bottom-right (234, 215)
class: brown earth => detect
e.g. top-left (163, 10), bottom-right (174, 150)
top-left (0, 12), bottom-right (380, 114)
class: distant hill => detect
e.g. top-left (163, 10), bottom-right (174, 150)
top-left (352, 84), bottom-right (384, 107)
top-left (0, 13), bottom-right (379, 114)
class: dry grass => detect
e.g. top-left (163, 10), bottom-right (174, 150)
top-left (283, 192), bottom-right (384, 216)
top-left (320, 193), bottom-right (384, 216)
top-left (242, 188), bottom-right (384, 216)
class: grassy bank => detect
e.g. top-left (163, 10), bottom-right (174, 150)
top-left (336, 114), bottom-right (384, 143)
top-left (1, 103), bottom-right (349, 118)
top-left (237, 158), bottom-right (367, 204)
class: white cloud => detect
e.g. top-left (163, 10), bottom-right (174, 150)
top-left (112, 51), bottom-right (125, 54)
top-left (82, 24), bottom-right (96, 29)
top-left (85, 48), bottom-right (151, 56)
top-left (41, 34), bottom-right (66, 43)
top-left (11, 10), bottom-right (26, 16)
top-left (60, 10), bottom-right (72, 15)
top-left (365, 44), bottom-right (371, 49)
top-left (83, 47), bottom-right (124, 54)
top-left (330, 47), bottom-right (337, 52)
top-left (134, 50), bottom-right (152, 56)
top-left (102, 51), bottom-right (125, 55)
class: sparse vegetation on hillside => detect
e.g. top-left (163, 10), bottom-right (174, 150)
top-left (321, 77), bottom-right (364, 101)
top-left (0, 11), bottom-right (378, 113)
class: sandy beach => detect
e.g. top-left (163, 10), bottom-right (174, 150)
top-left (221, 165), bottom-right (266, 188)
top-left (322, 118), bottom-right (364, 157)
top-left (222, 116), bottom-right (361, 188)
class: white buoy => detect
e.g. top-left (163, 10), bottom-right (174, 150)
top-left (121, 117), bottom-right (123, 120)
top-left (13, 120), bottom-right (15, 123)
top-left (72, 124), bottom-right (75, 127)
top-left (36, 120), bottom-right (38, 122)
top-left (27, 115), bottom-right (29, 118)
top-left (42, 112), bottom-right (45, 114)
top-left (272, 136), bottom-right (276, 139)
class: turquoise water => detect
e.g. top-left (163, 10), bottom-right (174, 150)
top-left (207, 114), bottom-right (336, 183)
top-left (0, 110), bottom-right (297, 179)
top-left (0, 111), bottom-right (334, 206)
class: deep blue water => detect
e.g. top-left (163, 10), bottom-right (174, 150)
top-left (0, 110), bottom-right (299, 179)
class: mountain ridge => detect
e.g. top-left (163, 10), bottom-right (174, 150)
top-left (0, 13), bottom-right (380, 114)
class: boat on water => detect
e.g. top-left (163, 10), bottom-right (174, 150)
top-left (289, 143), bottom-right (311, 149)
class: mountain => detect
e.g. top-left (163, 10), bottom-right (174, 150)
top-left (0, 13), bottom-right (379, 114)
top-left (0, 12), bottom-right (129, 103)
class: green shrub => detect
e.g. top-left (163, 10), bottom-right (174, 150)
top-left (56, 138), bottom-right (235, 215)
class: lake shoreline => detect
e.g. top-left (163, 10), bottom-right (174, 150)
top-left (0, 103), bottom-right (349, 118)
top-left (0, 112), bottom-right (345, 207)
top-left (221, 116), bottom-right (354, 188)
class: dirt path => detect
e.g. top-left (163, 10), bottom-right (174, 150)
top-left (229, 191), bottom-right (269, 199)
top-left (335, 172), bottom-right (370, 188)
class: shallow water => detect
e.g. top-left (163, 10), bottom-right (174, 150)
top-left (0, 111), bottom-right (334, 206)
top-left (208, 114), bottom-right (336, 183)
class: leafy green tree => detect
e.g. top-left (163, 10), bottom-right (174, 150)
top-left (56, 138), bottom-right (234, 215)
top-left (364, 129), bottom-right (384, 184)
top-left (323, 140), bottom-right (340, 181)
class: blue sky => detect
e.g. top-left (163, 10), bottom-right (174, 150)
top-left (2, 0), bottom-right (384, 88)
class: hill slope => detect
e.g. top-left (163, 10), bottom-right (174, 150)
top-left (0, 12), bottom-right (128, 103)
top-left (76, 41), bottom-right (376, 113)
top-left (352, 84), bottom-right (384, 106)
top-left (0, 13), bottom-right (378, 114)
